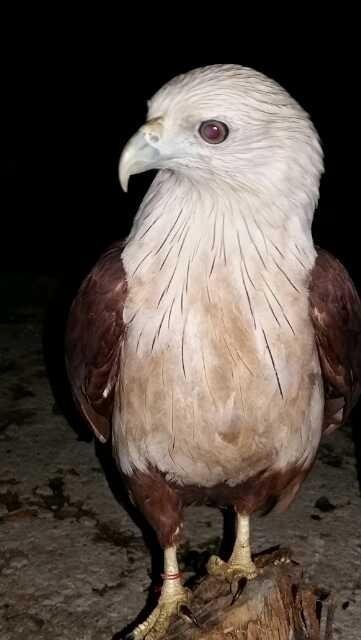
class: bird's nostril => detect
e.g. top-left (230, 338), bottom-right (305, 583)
top-left (147, 132), bottom-right (160, 144)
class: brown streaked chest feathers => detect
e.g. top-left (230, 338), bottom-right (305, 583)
top-left (113, 174), bottom-right (324, 488)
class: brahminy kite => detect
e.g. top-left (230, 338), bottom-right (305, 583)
top-left (66, 65), bottom-right (361, 639)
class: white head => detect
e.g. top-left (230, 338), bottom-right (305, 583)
top-left (119, 64), bottom-right (323, 217)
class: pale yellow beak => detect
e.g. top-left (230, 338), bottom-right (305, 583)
top-left (118, 118), bottom-right (164, 192)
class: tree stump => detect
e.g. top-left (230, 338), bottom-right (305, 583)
top-left (167, 548), bottom-right (335, 640)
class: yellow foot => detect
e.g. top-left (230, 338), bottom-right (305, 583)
top-left (207, 554), bottom-right (258, 583)
top-left (126, 587), bottom-right (195, 640)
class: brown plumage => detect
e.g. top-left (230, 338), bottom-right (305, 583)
top-left (66, 242), bottom-right (127, 443)
top-left (310, 248), bottom-right (361, 433)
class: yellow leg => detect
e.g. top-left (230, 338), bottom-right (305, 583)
top-left (207, 513), bottom-right (258, 582)
top-left (127, 546), bottom-right (193, 640)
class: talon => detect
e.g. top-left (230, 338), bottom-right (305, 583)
top-left (207, 554), bottom-right (226, 576)
top-left (207, 553), bottom-right (258, 582)
top-left (128, 586), bottom-right (191, 639)
top-left (179, 604), bottom-right (200, 627)
top-left (230, 575), bottom-right (247, 598)
top-left (124, 546), bottom-right (191, 639)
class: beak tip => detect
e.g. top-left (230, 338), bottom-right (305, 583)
top-left (119, 122), bottom-right (162, 193)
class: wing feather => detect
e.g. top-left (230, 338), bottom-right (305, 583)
top-left (65, 242), bottom-right (127, 442)
top-left (310, 248), bottom-right (361, 433)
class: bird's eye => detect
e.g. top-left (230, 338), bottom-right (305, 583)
top-left (199, 120), bottom-right (229, 144)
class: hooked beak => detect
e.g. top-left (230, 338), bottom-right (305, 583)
top-left (119, 118), bottom-right (164, 192)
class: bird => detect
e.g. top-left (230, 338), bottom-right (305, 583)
top-left (65, 64), bottom-right (361, 639)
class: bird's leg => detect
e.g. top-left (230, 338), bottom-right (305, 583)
top-left (127, 545), bottom-right (193, 640)
top-left (207, 513), bottom-right (258, 583)
top-left (227, 513), bottom-right (257, 576)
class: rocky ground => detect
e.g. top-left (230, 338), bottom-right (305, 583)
top-left (0, 275), bottom-right (360, 639)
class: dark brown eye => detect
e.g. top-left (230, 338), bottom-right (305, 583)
top-left (199, 120), bottom-right (229, 144)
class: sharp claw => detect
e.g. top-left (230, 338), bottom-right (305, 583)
top-left (179, 604), bottom-right (200, 627)
top-left (231, 576), bottom-right (247, 602)
top-left (230, 579), bottom-right (238, 597)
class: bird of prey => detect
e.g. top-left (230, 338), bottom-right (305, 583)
top-left (66, 65), bottom-right (361, 639)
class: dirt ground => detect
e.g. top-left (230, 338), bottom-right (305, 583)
top-left (1, 276), bottom-right (360, 639)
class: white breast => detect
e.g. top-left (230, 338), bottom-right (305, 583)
top-left (113, 172), bottom-right (324, 487)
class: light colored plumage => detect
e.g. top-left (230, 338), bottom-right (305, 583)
top-left (114, 64), bottom-right (324, 488)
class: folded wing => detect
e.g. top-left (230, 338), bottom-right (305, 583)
top-left (65, 242), bottom-right (127, 442)
top-left (310, 249), bottom-right (361, 433)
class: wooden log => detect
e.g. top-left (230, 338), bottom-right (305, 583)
top-left (167, 548), bottom-right (335, 640)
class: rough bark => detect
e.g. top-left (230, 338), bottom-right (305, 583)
top-left (167, 549), bottom-right (335, 640)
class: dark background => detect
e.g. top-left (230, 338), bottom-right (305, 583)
top-left (4, 23), bottom-right (359, 293)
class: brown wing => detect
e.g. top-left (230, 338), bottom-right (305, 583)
top-left (310, 248), bottom-right (361, 433)
top-left (65, 242), bottom-right (127, 442)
